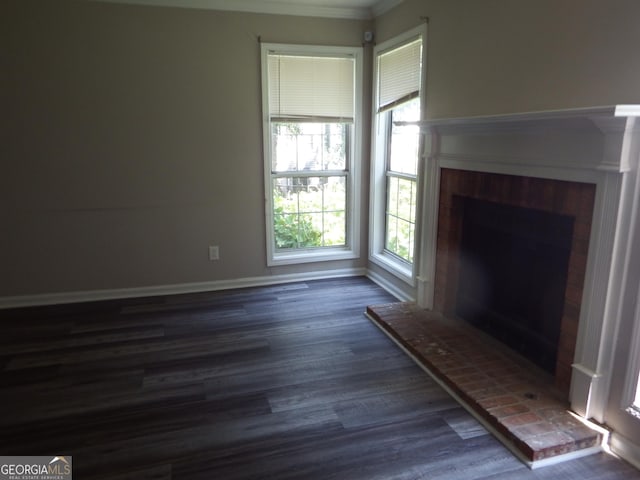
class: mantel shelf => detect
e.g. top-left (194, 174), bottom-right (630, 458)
top-left (401, 105), bottom-right (640, 137)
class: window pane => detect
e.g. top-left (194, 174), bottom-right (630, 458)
top-left (387, 176), bottom-right (399, 216)
top-left (272, 123), bottom-right (347, 173)
top-left (389, 98), bottom-right (420, 175)
top-left (386, 216), bottom-right (398, 252)
top-left (273, 212), bottom-right (317, 249)
top-left (385, 216), bottom-right (415, 263)
top-left (272, 176), bottom-right (346, 249)
top-left (323, 211), bottom-right (346, 246)
top-left (273, 178), bottom-right (299, 213)
top-left (397, 178), bottom-right (416, 222)
top-left (397, 218), bottom-right (415, 262)
top-left (385, 175), bottom-right (417, 263)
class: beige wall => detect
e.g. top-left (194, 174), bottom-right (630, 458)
top-left (376, 0), bottom-right (640, 119)
top-left (2, 0), bottom-right (370, 296)
top-left (4, 0), bottom-right (640, 299)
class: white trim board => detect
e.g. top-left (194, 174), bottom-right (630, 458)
top-left (610, 432), bottom-right (640, 471)
top-left (366, 268), bottom-right (415, 303)
top-left (0, 268), bottom-right (376, 309)
top-left (91, 0), bottom-right (403, 19)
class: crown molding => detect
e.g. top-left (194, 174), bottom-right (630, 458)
top-left (371, 0), bottom-right (404, 17)
top-left (91, 0), bottom-right (398, 19)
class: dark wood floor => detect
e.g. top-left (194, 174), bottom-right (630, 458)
top-left (1, 277), bottom-right (638, 479)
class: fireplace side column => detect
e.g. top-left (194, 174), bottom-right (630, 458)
top-left (570, 170), bottom-right (623, 421)
top-left (572, 115), bottom-right (640, 422)
top-left (416, 127), bottom-right (441, 310)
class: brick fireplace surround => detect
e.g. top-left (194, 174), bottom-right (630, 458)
top-left (434, 169), bottom-right (596, 394)
top-left (368, 106), bottom-right (640, 467)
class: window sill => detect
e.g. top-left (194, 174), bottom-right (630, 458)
top-left (268, 246), bottom-right (359, 267)
top-left (369, 251), bottom-right (415, 286)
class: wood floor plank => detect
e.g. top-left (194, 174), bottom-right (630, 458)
top-left (0, 378), bottom-right (202, 427)
top-left (1, 393), bottom-right (272, 458)
top-left (70, 406), bottom-right (343, 476)
top-left (6, 333), bottom-right (270, 370)
top-left (333, 388), bottom-right (458, 429)
top-left (442, 407), bottom-right (490, 440)
top-left (267, 366), bottom-right (436, 413)
top-left (88, 464), bottom-right (172, 480)
top-left (0, 325), bottom-right (166, 355)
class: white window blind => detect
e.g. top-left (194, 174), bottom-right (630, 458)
top-left (377, 38), bottom-right (422, 112)
top-left (268, 54), bottom-right (355, 121)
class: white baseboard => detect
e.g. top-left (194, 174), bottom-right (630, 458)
top-left (366, 269), bottom-right (415, 302)
top-left (0, 267), bottom-right (368, 309)
top-left (609, 431), bottom-right (640, 471)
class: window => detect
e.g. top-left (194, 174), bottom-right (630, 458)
top-left (261, 44), bottom-right (362, 266)
top-left (370, 26), bottom-right (426, 282)
top-left (385, 98), bottom-right (420, 263)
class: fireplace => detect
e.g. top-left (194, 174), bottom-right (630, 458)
top-left (410, 106), bottom-right (639, 421)
top-left (434, 169), bottom-right (596, 393)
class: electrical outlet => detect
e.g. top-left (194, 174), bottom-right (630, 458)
top-left (209, 245), bottom-right (219, 261)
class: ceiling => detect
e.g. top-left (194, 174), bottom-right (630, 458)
top-left (93, 0), bottom-right (404, 19)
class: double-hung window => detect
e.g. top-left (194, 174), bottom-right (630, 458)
top-left (370, 26), bottom-right (426, 283)
top-left (261, 44), bottom-right (362, 266)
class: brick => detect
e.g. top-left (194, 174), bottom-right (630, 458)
top-left (458, 380), bottom-right (494, 393)
top-left (477, 395), bottom-right (521, 410)
top-left (489, 403), bottom-right (530, 419)
top-left (525, 430), bottom-right (575, 453)
top-left (573, 221), bottom-right (592, 241)
top-left (501, 412), bottom-right (544, 427)
top-left (512, 421), bottom-right (561, 439)
top-left (468, 385), bottom-right (508, 399)
top-left (443, 366), bottom-right (478, 377)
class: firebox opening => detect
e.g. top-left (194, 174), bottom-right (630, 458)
top-left (454, 196), bottom-right (575, 374)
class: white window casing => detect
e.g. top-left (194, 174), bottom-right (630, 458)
top-left (369, 25), bottom-right (428, 284)
top-left (261, 44), bottom-right (363, 266)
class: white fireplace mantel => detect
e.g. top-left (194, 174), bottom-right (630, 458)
top-left (414, 105), bottom-right (640, 426)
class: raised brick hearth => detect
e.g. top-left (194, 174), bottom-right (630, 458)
top-left (366, 303), bottom-right (604, 467)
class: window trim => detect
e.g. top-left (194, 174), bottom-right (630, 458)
top-left (261, 43), bottom-right (363, 267)
top-left (369, 25), bottom-right (427, 285)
